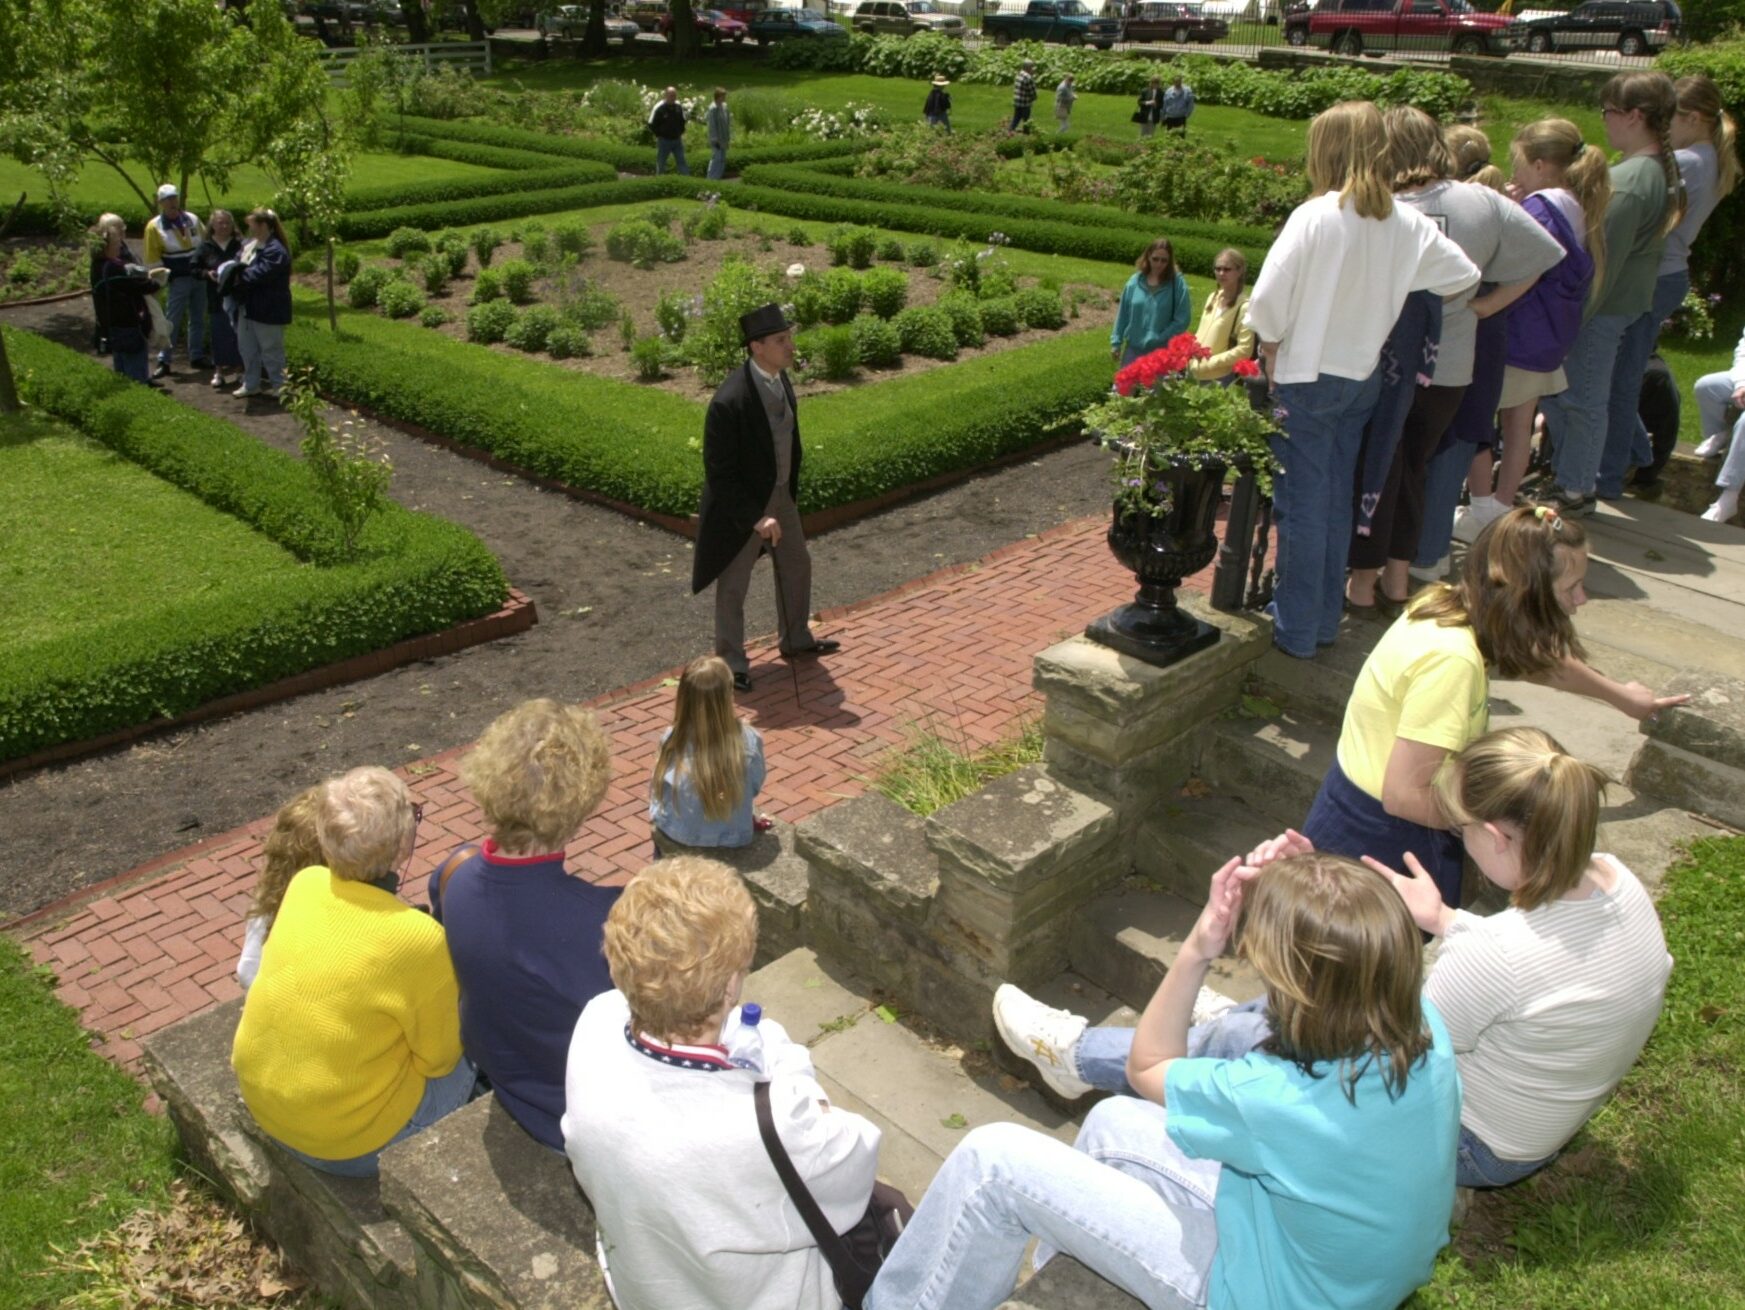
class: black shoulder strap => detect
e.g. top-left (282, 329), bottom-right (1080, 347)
top-left (429, 843), bottom-right (481, 920)
top-left (754, 1081), bottom-right (856, 1273)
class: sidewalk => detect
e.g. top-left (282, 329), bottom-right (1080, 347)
top-left (19, 513), bottom-right (1165, 1068)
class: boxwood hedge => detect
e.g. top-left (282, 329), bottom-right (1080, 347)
top-left (1, 328), bottom-right (508, 763)
top-left (338, 176), bottom-right (703, 239)
top-left (343, 162), bottom-right (615, 214)
top-left (391, 115), bottom-right (868, 173)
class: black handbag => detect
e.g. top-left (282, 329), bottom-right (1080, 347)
top-left (754, 1080), bottom-right (914, 1310)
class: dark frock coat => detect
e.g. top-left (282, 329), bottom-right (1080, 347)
top-left (691, 360), bottom-right (802, 594)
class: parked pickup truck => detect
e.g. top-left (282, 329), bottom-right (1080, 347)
top-left (983, 0), bottom-right (1122, 48)
top-left (1284, 0), bottom-right (1517, 56)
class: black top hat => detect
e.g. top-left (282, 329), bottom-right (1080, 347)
top-left (739, 302), bottom-right (792, 346)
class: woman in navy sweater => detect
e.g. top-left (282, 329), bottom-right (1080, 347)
top-left (227, 207), bottom-right (293, 399)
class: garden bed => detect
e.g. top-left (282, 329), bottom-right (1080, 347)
top-left (1, 236), bottom-right (89, 304)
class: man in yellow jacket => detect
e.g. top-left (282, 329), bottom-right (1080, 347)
top-left (142, 183), bottom-right (209, 379)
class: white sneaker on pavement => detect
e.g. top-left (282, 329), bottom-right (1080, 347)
top-left (992, 984), bottom-right (1091, 1099)
top-left (1695, 433), bottom-right (1729, 459)
top-left (1702, 494), bottom-right (1740, 524)
top-left (1451, 496), bottom-right (1507, 544)
top-left (1409, 554), bottom-right (1451, 585)
top-left (233, 385), bottom-right (260, 398)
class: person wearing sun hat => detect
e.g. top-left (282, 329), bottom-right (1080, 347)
top-left (690, 303), bottom-right (840, 694)
top-left (925, 72), bottom-right (953, 133)
top-left (143, 182), bottom-right (209, 378)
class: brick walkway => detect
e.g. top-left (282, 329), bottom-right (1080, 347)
top-left (17, 513), bottom-right (1229, 1069)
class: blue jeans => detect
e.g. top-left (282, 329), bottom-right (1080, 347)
top-left (926, 112), bottom-right (952, 132)
top-left (655, 137), bottom-right (689, 175)
top-left (865, 1100), bottom-right (1218, 1310)
top-left (1696, 370), bottom-right (1745, 491)
top-left (1544, 312), bottom-right (1630, 496)
top-left (113, 346), bottom-right (150, 384)
top-left (237, 314), bottom-right (287, 391)
top-left (1266, 369), bottom-right (1382, 657)
top-left (706, 144), bottom-right (726, 180)
top-left (1457, 1125), bottom-right (1555, 1189)
top-left (160, 271), bottom-right (208, 364)
top-left (1075, 998), bottom-right (1273, 1094)
top-left (1597, 269), bottom-right (1689, 497)
top-left (1414, 436), bottom-right (1470, 568)
top-left (277, 1057), bottom-right (477, 1178)
top-left (1010, 104), bottom-right (1032, 131)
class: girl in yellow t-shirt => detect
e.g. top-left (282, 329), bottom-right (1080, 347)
top-left (1303, 507), bottom-right (1687, 907)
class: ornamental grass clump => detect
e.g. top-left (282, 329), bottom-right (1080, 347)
top-left (1080, 332), bottom-right (1278, 518)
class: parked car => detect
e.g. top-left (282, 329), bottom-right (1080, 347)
top-left (849, 0), bottom-right (967, 36)
top-left (1123, 0), bottom-right (1230, 43)
top-left (714, 0), bottom-right (774, 21)
top-left (982, 0), bottom-right (1123, 48)
top-left (749, 6), bottom-right (850, 40)
top-left (1508, 0), bottom-right (1681, 56)
top-left (658, 5), bottom-right (751, 38)
top-left (542, 4), bottom-right (642, 38)
top-left (1284, 0), bottom-right (1516, 56)
top-left (623, 0), bottom-right (670, 29)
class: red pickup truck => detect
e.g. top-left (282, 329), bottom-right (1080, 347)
top-left (1284, 0), bottom-right (1518, 56)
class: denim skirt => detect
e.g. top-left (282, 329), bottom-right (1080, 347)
top-left (1302, 758), bottom-right (1465, 907)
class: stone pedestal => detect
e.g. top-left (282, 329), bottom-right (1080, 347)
top-left (1627, 672), bottom-right (1745, 830)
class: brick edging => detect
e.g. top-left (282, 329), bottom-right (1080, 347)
top-left (0, 588), bottom-right (538, 786)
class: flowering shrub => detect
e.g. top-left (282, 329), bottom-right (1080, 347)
top-left (1083, 334), bottom-right (1277, 517)
top-left (1113, 136), bottom-right (1305, 228)
top-left (856, 126), bottom-right (1001, 192)
top-left (687, 256), bottom-right (784, 385)
top-left (656, 289), bottom-right (702, 343)
top-left (1663, 289), bottom-right (1721, 342)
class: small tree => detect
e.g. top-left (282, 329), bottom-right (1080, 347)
top-left (668, 0), bottom-right (700, 56)
top-left (283, 370), bottom-right (393, 559)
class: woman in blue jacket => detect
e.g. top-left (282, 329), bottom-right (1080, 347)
top-left (1111, 238), bottom-right (1191, 366)
top-left (229, 207), bottom-right (293, 399)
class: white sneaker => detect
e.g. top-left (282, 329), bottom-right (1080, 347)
top-left (1409, 554), bottom-right (1451, 585)
top-left (992, 984), bottom-right (1091, 1099)
top-left (1451, 496), bottom-right (1507, 544)
top-left (233, 385), bottom-right (260, 398)
top-left (1702, 495), bottom-right (1740, 524)
top-left (1695, 433), bottom-right (1729, 459)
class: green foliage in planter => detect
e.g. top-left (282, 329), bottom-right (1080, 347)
top-left (470, 267), bottom-right (504, 304)
top-left (466, 299), bottom-right (518, 343)
top-left (826, 224), bottom-right (879, 269)
top-left (605, 219), bottom-right (687, 269)
top-left (820, 268), bottom-right (865, 325)
top-left (816, 326), bottom-right (859, 381)
top-left (851, 313), bottom-right (902, 368)
top-left (895, 305), bottom-right (957, 360)
top-left (0, 327), bottom-right (506, 762)
top-left (979, 296), bottom-right (1020, 337)
top-left (346, 264), bottom-right (394, 309)
top-left (1015, 286), bottom-right (1066, 331)
top-left (505, 305), bottom-right (561, 353)
top-left (861, 267), bottom-right (909, 321)
top-left (936, 291), bottom-right (986, 349)
top-left (631, 334), bottom-right (667, 381)
top-left (335, 248), bottom-right (362, 284)
top-left (547, 324), bottom-right (590, 360)
top-left (386, 226), bottom-right (433, 259)
top-left (379, 280), bottom-right (428, 320)
top-left (498, 258), bottom-right (538, 305)
top-left (420, 305), bottom-right (450, 329)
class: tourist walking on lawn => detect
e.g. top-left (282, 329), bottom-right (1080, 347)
top-left (1161, 72), bottom-right (1195, 134)
top-left (196, 208), bottom-right (245, 392)
top-left (231, 766), bottom-right (475, 1177)
top-left (1136, 76), bottom-right (1164, 138)
top-left (649, 85), bottom-right (691, 176)
top-left (868, 846), bottom-right (1460, 1310)
top-left (924, 72), bottom-right (952, 132)
top-left (692, 303), bottom-right (840, 694)
top-left (1011, 61), bottom-right (1037, 133)
top-left (88, 213), bottom-right (160, 386)
top-left (1694, 323), bottom-right (1745, 523)
top-left (220, 208), bottom-right (292, 399)
top-left (705, 85), bottom-right (731, 181)
top-left (428, 698), bottom-right (619, 1152)
top-left (1245, 100), bottom-right (1477, 662)
top-left (1187, 247), bottom-right (1254, 383)
top-left (1111, 237), bottom-right (1190, 367)
top-left (1598, 73), bottom-right (1739, 497)
top-left (1535, 71), bottom-right (1683, 515)
top-left (235, 785), bottom-right (322, 989)
top-left (1054, 73), bottom-right (1076, 134)
top-left (144, 182), bottom-right (208, 378)
top-left (651, 656), bottom-right (768, 851)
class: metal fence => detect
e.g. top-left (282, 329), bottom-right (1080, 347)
top-left (316, 40), bottom-right (493, 83)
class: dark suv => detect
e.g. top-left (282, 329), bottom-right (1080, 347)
top-left (1123, 1), bottom-right (1231, 43)
top-left (1509, 0), bottom-right (1681, 56)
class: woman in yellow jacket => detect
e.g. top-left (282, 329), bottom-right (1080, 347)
top-left (1188, 247), bottom-right (1256, 383)
top-left (232, 766), bottom-right (473, 1177)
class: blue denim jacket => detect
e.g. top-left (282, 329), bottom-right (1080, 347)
top-left (649, 723), bottom-right (766, 848)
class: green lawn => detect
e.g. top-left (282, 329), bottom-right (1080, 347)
top-left (0, 934), bottom-right (178, 1306)
top-left (1661, 304), bottom-right (1744, 447)
top-left (0, 415), bottom-right (309, 658)
top-left (1412, 836), bottom-right (1745, 1308)
top-left (0, 151), bottom-right (502, 224)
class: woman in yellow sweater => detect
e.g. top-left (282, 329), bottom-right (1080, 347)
top-left (1187, 247), bottom-right (1255, 383)
top-left (232, 766), bottom-right (472, 1177)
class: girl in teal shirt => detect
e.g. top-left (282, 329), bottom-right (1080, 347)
top-left (1112, 237), bottom-right (1191, 365)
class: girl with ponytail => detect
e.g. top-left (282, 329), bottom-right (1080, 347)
top-left (1535, 71), bottom-right (1680, 513)
top-left (1366, 726), bottom-right (1672, 1188)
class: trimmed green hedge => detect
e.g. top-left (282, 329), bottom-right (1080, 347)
top-left (339, 176), bottom-right (704, 239)
top-left (286, 293), bottom-right (1108, 518)
top-left (392, 133), bottom-right (582, 172)
top-left (1, 328), bottom-right (508, 762)
top-left (344, 162), bottom-right (615, 213)
top-left (392, 115), bottom-right (869, 173)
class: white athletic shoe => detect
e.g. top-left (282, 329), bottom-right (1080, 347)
top-left (1702, 494), bottom-right (1740, 524)
top-left (1409, 554), bottom-right (1451, 585)
top-left (1451, 496), bottom-right (1508, 544)
top-left (992, 984), bottom-right (1091, 1099)
top-left (233, 385), bottom-right (260, 398)
top-left (1695, 433), bottom-right (1729, 459)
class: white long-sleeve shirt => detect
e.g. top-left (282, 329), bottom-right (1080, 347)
top-left (1247, 191), bottom-right (1480, 385)
top-left (562, 989), bottom-right (880, 1310)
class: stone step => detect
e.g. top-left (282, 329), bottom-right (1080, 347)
top-left (1249, 628), bottom-right (1374, 726)
top-left (1134, 789), bottom-right (1283, 904)
top-left (1197, 707), bottom-right (1335, 831)
top-left (1068, 885), bottom-right (1265, 1017)
top-left (655, 819), bottom-right (810, 968)
top-left (1627, 671), bottom-right (1745, 835)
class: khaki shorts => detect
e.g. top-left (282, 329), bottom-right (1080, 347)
top-left (1498, 364), bottom-right (1567, 412)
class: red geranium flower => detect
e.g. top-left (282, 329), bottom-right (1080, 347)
top-left (1232, 358), bottom-right (1261, 379)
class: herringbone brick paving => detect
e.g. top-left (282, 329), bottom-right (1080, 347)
top-left (18, 513), bottom-right (1226, 1069)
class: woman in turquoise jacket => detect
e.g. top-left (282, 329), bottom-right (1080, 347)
top-left (1111, 237), bottom-right (1191, 366)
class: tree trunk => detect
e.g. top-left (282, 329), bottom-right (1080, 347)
top-left (584, 0), bottom-right (608, 53)
top-left (326, 238), bottom-right (339, 332)
top-left (0, 332), bottom-right (19, 415)
top-left (668, 0), bottom-right (698, 56)
top-left (404, 0), bottom-right (431, 43)
top-left (463, 0), bottom-right (488, 40)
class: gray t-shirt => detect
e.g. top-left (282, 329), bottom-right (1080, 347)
top-left (1658, 142), bottom-right (1718, 276)
top-left (1397, 180), bottom-right (1567, 387)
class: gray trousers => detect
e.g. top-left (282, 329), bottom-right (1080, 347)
top-left (713, 493), bottom-right (815, 675)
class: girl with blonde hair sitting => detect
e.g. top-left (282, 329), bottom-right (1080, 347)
top-left (651, 655), bottom-right (768, 851)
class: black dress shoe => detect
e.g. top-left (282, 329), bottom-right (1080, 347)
top-left (783, 639), bottom-right (841, 658)
top-left (732, 671), bottom-right (753, 693)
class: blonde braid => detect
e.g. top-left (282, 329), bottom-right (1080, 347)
top-left (1656, 118), bottom-right (1686, 236)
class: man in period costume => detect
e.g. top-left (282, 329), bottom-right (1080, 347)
top-left (691, 303), bottom-right (840, 693)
